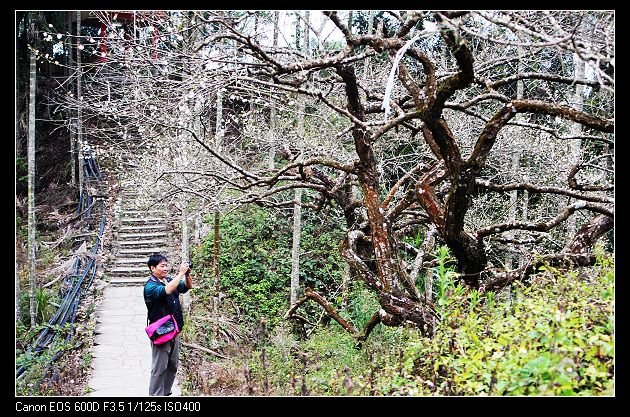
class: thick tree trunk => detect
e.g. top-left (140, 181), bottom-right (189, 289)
top-left (565, 214), bottom-right (613, 255)
top-left (336, 63), bottom-right (435, 333)
top-left (444, 230), bottom-right (486, 288)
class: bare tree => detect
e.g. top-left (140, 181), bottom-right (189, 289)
top-left (52, 10), bottom-right (613, 341)
top-left (203, 10), bottom-right (613, 337)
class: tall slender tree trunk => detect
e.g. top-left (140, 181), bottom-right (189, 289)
top-left (294, 12), bottom-right (301, 54)
top-left (211, 87), bottom-right (224, 346)
top-left (16, 16), bottom-right (23, 323)
top-left (27, 40), bottom-right (37, 329)
top-left (363, 11), bottom-right (374, 80)
top-left (188, 81), bottom-right (204, 248)
top-left (347, 11), bottom-right (353, 34)
top-left (67, 12), bottom-right (76, 187)
top-left (518, 190), bottom-right (529, 271)
top-left (566, 52), bottom-right (586, 241)
top-left (290, 12), bottom-right (308, 307)
top-left (213, 212), bottom-right (220, 303)
top-left (16, 261), bottom-right (21, 322)
top-left (180, 205), bottom-right (189, 261)
top-left (76, 12), bottom-right (84, 198)
top-left (505, 152), bottom-right (518, 270)
top-left (267, 11), bottom-right (279, 170)
top-left (290, 190), bottom-right (303, 306)
top-left (215, 88), bottom-right (223, 150)
top-left (504, 49), bottom-right (526, 302)
top-left (178, 10), bottom-right (194, 263)
top-left (422, 226), bottom-right (437, 304)
top-left (193, 214), bottom-right (201, 244)
top-left (179, 199), bottom-right (192, 316)
top-left (340, 263), bottom-right (350, 311)
top-left (505, 46), bottom-right (527, 269)
top-left (211, 211), bottom-right (221, 347)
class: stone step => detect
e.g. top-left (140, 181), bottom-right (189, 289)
top-left (118, 238), bottom-right (166, 245)
top-left (109, 273), bottom-right (147, 279)
top-left (119, 224), bottom-right (167, 232)
top-left (119, 210), bottom-right (166, 216)
top-left (109, 263), bottom-right (148, 271)
top-left (118, 231), bottom-right (167, 239)
top-left (109, 266), bottom-right (149, 273)
top-left (121, 217), bottom-right (165, 224)
top-left (115, 270), bottom-right (150, 277)
top-left (119, 202), bottom-right (160, 207)
top-left (114, 257), bottom-right (152, 265)
top-left (110, 265), bottom-right (151, 278)
top-left (109, 277), bottom-right (148, 286)
top-left (117, 247), bottom-right (170, 256)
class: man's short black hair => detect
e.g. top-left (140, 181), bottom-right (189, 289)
top-left (148, 254), bottom-right (168, 270)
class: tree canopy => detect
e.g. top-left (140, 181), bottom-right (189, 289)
top-left (36, 10), bottom-right (614, 339)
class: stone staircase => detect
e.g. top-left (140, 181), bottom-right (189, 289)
top-left (108, 185), bottom-right (174, 286)
top-left (87, 178), bottom-right (185, 397)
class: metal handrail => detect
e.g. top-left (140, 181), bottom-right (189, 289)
top-left (16, 154), bottom-right (107, 382)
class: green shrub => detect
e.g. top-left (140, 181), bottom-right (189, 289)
top-left (249, 246), bottom-right (615, 397)
top-left (399, 249), bottom-right (615, 396)
top-left (192, 206), bottom-right (346, 330)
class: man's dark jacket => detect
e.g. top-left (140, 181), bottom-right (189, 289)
top-left (144, 275), bottom-right (189, 330)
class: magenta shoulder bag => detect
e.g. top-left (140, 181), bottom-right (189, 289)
top-left (145, 314), bottom-right (180, 345)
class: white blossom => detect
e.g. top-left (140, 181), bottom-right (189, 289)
top-left (423, 21), bottom-right (438, 33)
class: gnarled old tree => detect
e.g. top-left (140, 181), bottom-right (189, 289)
top-left (210, 11), bottom-right (614, 339)
top-left (55, 10), bottom-right (613, 341)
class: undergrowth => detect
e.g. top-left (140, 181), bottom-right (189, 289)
top-left (193, 245), bottom-right (614, 396)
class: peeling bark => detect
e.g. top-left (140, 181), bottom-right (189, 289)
top-left (566, 215), bottom-right (613, 255)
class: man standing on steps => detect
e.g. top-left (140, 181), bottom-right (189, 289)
top-left (144, 254), bottom-right (193, 396)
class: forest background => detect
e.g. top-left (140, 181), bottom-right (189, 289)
top-left (15, 10), bottom-right (614, 396)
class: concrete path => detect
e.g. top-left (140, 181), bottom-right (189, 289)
top-left (87, 286), bottom-right (182, 397)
